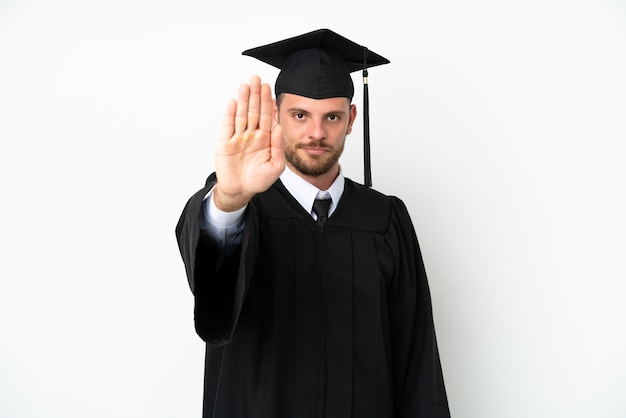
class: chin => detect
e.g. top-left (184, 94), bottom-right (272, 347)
top-left (287, 148), bottom-right (341, 177)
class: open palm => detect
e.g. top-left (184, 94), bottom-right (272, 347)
top-left (214, 76), bottom-right (285, 211)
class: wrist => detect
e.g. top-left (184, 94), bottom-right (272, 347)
top-left (213, 184), bottom-right (253, 212)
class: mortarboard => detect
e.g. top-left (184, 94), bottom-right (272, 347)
top-left (242, 28), bottom-right (390, 188)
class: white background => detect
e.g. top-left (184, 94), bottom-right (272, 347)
top-left (1, 0), bottom-right (625, 417)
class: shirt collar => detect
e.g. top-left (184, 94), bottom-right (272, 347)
top-left (279, 166), bottom-right (345, 217)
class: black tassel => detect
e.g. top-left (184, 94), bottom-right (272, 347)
top-left (363, 48), bottom-right (372, 188)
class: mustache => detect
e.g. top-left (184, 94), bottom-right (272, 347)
top-left (296, 140), bottom-right (331, 150)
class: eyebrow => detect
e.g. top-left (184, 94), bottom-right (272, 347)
top-left (286, 107), bottom-right (348, 116)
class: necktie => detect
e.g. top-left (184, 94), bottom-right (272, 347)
top-left (312, 198), bottom-right (331, 227)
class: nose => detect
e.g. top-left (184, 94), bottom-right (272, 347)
top-left (307, 118), bottom-right (325, 140)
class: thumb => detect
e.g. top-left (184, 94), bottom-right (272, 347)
top-left (269, 124), bottom-right (284, 162)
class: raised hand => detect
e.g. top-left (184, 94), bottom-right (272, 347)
top-left (214, 75), bottom-right (285, 211)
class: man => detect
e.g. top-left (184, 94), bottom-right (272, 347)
top-left (176, 28), bottom-right (450, 418)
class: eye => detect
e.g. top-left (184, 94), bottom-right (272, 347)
top-left (294, 113), bottom-right (305, 120)
top-left (327, 114), bottom-right (340, 122)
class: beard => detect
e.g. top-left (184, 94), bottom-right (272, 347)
top-left (285, 139), bottom-right (345, 177)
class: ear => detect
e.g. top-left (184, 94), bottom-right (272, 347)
top-left (346, 103), bottom-right (357, 135)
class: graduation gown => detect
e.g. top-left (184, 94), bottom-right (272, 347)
top-left (176, 173), bottom-right (450, 418)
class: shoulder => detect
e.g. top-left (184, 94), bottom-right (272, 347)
top-left (344, 178), bottom-right (391, 205)
top-left (335, 178), bottom-right (411, 232)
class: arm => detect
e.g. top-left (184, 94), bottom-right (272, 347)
top-left (388, 199), bottom-right (450, 418)
top-left (175, 174), bottom-right (259, 346)
top-left (175, 75), bottom-right (282, 344)
top-left (200, 187), bottom-right (246, 255)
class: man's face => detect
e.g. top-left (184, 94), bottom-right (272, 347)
top-left (275, 93), bottom-right (357, 177)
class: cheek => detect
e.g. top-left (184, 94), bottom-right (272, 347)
top-left (279, 123), bottom-right (302, 146)
top-left (281, 119), bottom-right (307, 136)
top-left (331, 122), bottom-right (351, 138)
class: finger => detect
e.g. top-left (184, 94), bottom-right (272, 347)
top-left (219, 98), bottom-right (237, 141)
top-left (234, 83), bottom-right (250, 134)
top-left (258, 83), bottom-right (274, 133)
top-left (247, 76), bottom-right (262, 131)
top-left (269, 124), bottom-right (285, 170)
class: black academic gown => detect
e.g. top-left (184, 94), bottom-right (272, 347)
top-left (176, 173), bottom-right (450, 418)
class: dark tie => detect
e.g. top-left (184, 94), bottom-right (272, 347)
top-left (312, 198), bottom-right (331, 227)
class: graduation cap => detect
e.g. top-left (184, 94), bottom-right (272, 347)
top-left (242, 28), bottom-right (390, 188)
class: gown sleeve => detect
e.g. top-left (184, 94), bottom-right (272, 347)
top-left (387, 197), bottom-right (451, 418)
top-left (175, 172), bottom-right (259, 346)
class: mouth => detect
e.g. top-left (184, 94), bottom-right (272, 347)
top-left (298, 142), bottom-right (330, 156)
top-left (302, 147), bottom-right (328, 156)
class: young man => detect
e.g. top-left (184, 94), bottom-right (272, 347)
top-left (176, 29), bottom-right (450, 418)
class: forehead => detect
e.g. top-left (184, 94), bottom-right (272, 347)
top-left (279, 93), bottom-right (351, 113)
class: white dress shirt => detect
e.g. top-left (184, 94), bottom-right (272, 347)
top-left (200, 166), bottom-right (345, 248)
